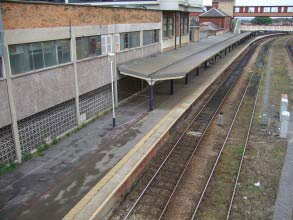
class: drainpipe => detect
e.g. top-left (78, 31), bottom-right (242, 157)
top-left (179, 12), bottom-right (182, 48)
top-left (174, 13), bottom-right (177, 50)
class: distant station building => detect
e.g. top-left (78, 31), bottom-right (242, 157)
top-left (199, 8), bottom-right (232, 32)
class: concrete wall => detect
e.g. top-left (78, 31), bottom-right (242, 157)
top-left (0, 80), bottom-right (11, 127)
top-left (11, 64), bottom-right (76, 121)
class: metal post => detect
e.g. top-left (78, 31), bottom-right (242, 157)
top-left (205, 61), bottom-right (208, 69)
top-left (185, 74), bottom-right (188, 85)
top-left (149, 83), bottom-right (154, 111)
top-left (170, 79), bottom-right (174, 95)
top-left (109, 55), bottom-right (116, 128)
top-left (196, 67), bottom-right (199, 76)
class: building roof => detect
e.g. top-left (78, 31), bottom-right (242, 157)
top-left (200, 22), bottom-right (222, 30)
top-left (118, 32), bottom-right (251, 83)
top-left (199, 8), bottom-right (230, 17)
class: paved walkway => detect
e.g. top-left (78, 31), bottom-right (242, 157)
top-left (273, 112), bottom-right (293, 220)
top-left (0, 35), bottom-right (253, 220)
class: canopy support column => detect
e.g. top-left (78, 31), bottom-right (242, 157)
top-left (170, 79), bottom-right (174, 95)
top-left (148, 80), bottom-right (154, 111)
top-left (185, 74), bottom-right (188, 85)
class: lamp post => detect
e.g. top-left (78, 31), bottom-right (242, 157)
top-left (108, 52), bottom-right (116, 128)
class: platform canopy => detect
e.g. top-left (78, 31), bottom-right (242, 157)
top-left (118, 32), bottom-right (252, 85)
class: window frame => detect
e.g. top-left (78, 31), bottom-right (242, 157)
top-left (120, 31), bottom-right (141, 51)
top-left (163, 15), bottom-right (174, 38)
top-left (8, 39), bottom-right (71, 75)
top-left (76, 35), bottom-right (102, 60)
top-left (143, 29), bottom-right (160, 46)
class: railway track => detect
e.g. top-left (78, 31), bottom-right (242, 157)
top-left (286, 38), bottom-right (293, 62)
top-left (190, 40), bottom-right (271, 220)
top-left (109, 39), bottom-right (262, 220)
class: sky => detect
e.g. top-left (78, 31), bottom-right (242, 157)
top-left (203, 0), bottom-right (293, 6)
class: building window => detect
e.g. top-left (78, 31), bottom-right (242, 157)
top-left (248, 7), bottom-right (255, 13)
top-left (163, 16), bottom-right (174, 38)
top-left (288, 7), bottom-right (293, 13)
top-left (264, 7), bottom-right (270, 12)
top-left (120, 32), bottom-right (140, 50)
top-left (76, 35), bottom-right (101, 60)
top-left (9, 39), bottom-right (71, 75)
top-left (271, 7), bottom-right (278, 13)
top-left (234, 7), bottom-right (240, 13)
top-left (143, 30), bottom-right (160, 46)
top-left (180, 15), bottom-right (189, 35)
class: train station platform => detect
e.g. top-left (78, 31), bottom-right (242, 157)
top-left (64, 34), bottom-right (265, 220)
top-left (1, 33), bottom-right (279, 220)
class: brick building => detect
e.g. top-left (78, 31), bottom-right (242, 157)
top-left (199, 8), bottom-right (232, 32)
top-left (0, 1), bottom-right (196, 164)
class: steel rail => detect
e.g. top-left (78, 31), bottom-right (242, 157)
top-left (225, 41), bottom-right (270, 220)
top-left (191, 39), bottom-right (271, 220)
top-left (122, 45), bottom-right (251, 220)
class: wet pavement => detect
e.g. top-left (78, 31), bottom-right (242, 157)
top-left (0, 78), bottom-right (198, 220)
top-left (273, 111), bottom-right (293, 220)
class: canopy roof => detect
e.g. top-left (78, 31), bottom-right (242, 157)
top-left (119, 32), bottom-right (251, 83)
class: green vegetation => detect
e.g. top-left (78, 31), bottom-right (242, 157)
top-left (0, 162), bottom-right (17, 176)
top-left (22, 152), bottom-right (32, 161)
top-left (251, 17), bottom-right (273, 25)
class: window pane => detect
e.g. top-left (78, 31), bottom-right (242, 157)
top-left (120, 33), bottom-right (126, 50)
top-left (168, 17), bottom-right (173, 36)
top-left (89, 37), bottom-right (96, 56)
top-left (29, 42), bottom-right (44, 70)
top-left (248, 7), bottom-right (255, 13)
top-left (163, 17), bottom-right (168, 37)
top-left (143, 30), bottom-right (152, 46)
top-left (9, 44), bottom-right (31, 75)
top-left (288, 7), bottom-right (293, 13)
top-left (96, 35), bottom-right (102, 55)
top-left (129, 32), bottom-right (140, 48)
top-left (76, 37), bottom-right (83, 60)
top-left (154, 30), bottom-right (159, 43)
top-left (43, 41), bottom-right (57, 67)
top-left (57, 40), bottom-right (70, 64)
top-left (234, 7), bottom-right (240, 13)
top-left (271, 7), bottom-right (278, 12)
top-left (264, 7), bottom-right (270, 12)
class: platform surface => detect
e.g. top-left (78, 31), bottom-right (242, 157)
top-left (65, 37), bottom-right (257, 220)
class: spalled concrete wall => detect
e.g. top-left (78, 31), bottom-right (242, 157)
top-left (2, 1), bottom-right (161, 30)
top-left (0, 80), bottom-right (12, 127)
top-left (117, 43), bottom-right (161, 65)
top-left (77, 56), bottom-right (110, 96)
top-left (11, 64), bottom-right (76, 121)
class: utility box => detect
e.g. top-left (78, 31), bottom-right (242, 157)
top-left (280, 111), bottom-right (290, 138)
top-left (280, 96), bottom-right (288, 121)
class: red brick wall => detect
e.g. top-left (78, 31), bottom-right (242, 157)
top-left (199, 16), bottom-right (231, 32)
top-left (2, 1), bottom-right (161, 30)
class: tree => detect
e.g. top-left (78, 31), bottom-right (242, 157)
top-left (251, 17), bottom-right (273, 25)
